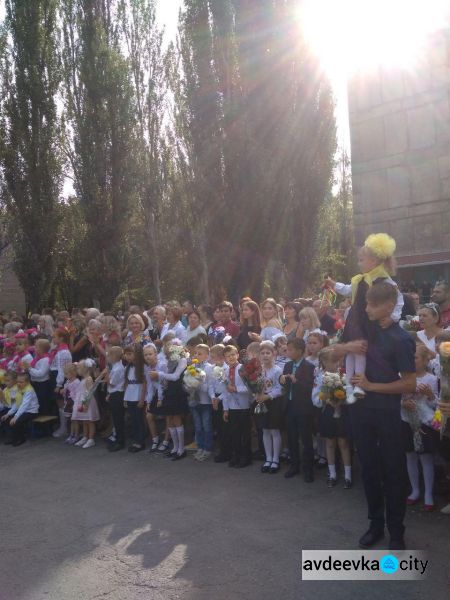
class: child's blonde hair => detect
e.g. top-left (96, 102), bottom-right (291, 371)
top-left (64, 363), bottom-right (78, 378)
top-left (35, 338), bottom-right (51, 354)
top-left (318, 346), bottom-right (338, 370)
top-left (108, 346), bottom-right (123, 362)
top-left (247, 341), bottom-right (261, 356)
top-left (210, 344), bottom-right (225, 357)
top-left (260, 340), bottom-right (276, 353)
top-left (299, 307), bottom-right (320, 330)
top-left (195, 344), bottom-right (210, 354)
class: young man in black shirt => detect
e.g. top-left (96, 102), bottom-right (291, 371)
top-left (349, 282), bottom-right (416, 550)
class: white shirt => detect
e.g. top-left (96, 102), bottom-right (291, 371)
top-left (124, 366), bottom-right (142, 402)
top-left (108, 361), bottom-right (125, 394)
top-left (401, 372), bottom-right (438, 426)
top-left (28, 357), bottom-right (50, 382)
top-left (222, 364), bottom-right (253, 411)
top-left (335, 278), bottom-right (403, 322)
top-left (50, 349), bottom-right (73, 387)
top-left (144, 362), bottom-right (164, 403)
top-left (416, 330), bottom-right (437, 353)
top-left (14, 387), bottom-right (39, 419)
top-left (184, 325), bottom-right (207, 342)
top-left (160, 321), bottom-right (186, 344)
top-left (261, 365), bottom-right (283, 399)
top-left (207, 363), bottom-right (229, 400)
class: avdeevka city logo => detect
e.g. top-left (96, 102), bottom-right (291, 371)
top-left (380, 555), bottom-right (399, 574)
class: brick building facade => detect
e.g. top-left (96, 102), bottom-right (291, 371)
top-left (348, 26), bottom-right (450, 290)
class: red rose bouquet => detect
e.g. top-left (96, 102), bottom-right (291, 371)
top-left (239, 358), bottom-right (266, 413)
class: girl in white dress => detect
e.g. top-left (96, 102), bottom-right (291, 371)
top-left (72, 359), bottom-right (100, 449)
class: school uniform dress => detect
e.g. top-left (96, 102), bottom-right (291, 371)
top-left (349, 321), bottom-right (415, 540)
top-left (222, 364), bottom-right (253, 465)
top-left (401, 372), bottom-right (439, 454)
top-left (157, 358), bottom-right (189, 416)
top-left (312, 369), bottom-right (349, 439)
top-left (108, 361), bottom-right (126, 446)
top-left (28, 356), bottom-right (52, 414)
top-left (72, 379), bottom-right (100, 422)
top-left (283, 359), bottom-right (316, 475)
top-left (254, 365), bottom-right (284, 430)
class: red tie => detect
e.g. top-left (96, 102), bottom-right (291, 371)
top-left (229, 365), bottom-right (236, 387)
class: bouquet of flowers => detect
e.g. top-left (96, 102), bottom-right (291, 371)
top-left (168, 343), bottom-right (189, 363)
top-left (184, 359), bottom-right (206, 390)
top-left (319, 371), bottom-right (346, 418)
top-left (184, 359), bottom-right (206, 407)
top-left (401, 315), bottom-right (421, 332)
top-left (79, 377), bottom-right (102, 413)
top-left (212, 365), bottom-right (227, 384)
top-left (431, 342), bottom-right (450, 438)
top-left (239, 358), bottom-right (266, 414)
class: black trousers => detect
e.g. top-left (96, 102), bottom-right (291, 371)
top-left (127, 402), bottom-right (146, 447)
top-left (213, 400), bottom-right (232, 458)
top-left (229, 409), bottom-right (251, 462)
top-left (7, 412), bottom-right (36, 443)
top-left (32, 380), bottom-right (52, 414)
top-left (350, 403), bottom-right (408, 538)
top-left (287, 410), bottom-right (314, 472)
top-left (109, 392), bottom-right (125, 445)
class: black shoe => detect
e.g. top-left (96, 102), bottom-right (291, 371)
top-left (359, 528), bottom-right (384, 549)
top-left (389, 538), bottom-right (406, 551)
top-left (344, 478), bottom-right (352, 489)
top-left (108, 442), bottom-right (124, 452)
top-left (270, 462), bottom-right (280, 474)
top-left (12, 438), bottom-right (26, 447)
top-left (236, 459), bottom-right (252, 468)
top-left (284, 466), bottom-right (300, 479)
top-left (304, 471), bottom-right (314, 483)
top-left (171, 451), bottom-right (187, 461)
top-left (214, 454), bottom-right (231, 463)
top-left (261, 462), bottom-right (271, 473)
top-left (327, 477), bottom-right (337, 488)
top-left (228, 458), bottom-right (238, 467)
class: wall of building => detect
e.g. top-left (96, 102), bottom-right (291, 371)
top-left (348, 27), bottom-right (450, 282)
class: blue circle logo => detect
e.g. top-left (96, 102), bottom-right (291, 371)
top-left (380, 554), bottom-right (399, 574)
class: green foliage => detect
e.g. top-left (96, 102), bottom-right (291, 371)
top-left (0, 0), bottom-right (63, 311)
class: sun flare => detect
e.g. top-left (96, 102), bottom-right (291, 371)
top-left (299, 0), bottom-right (449, 81)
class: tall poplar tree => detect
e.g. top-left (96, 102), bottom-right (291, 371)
top-left (62, 0), bottom-right (136, 307)
top-left (0, 0), bottom-right (63, 311)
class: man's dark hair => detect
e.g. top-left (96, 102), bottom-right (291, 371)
top-left (287, 338), bottom-right (306, 352)
top-left (366, 282), bottom-right (397, 305)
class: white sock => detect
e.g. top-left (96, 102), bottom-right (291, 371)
top-left (169, 427), bottom-right (179, 454)
top-left (271, 429), bottom-right (281, 463)
top-left (262, 430), bottom-right (273, 463)
top-left (176, 426), bottom-right (185, 454)
top-left (328, 464), bottom-right (337, 478)
top-left (406, 452), bottom-right (420, 500)
top-left (344, 465), bottom-right (352, 481)
top-left (419, 453), bottom-right (435, 505)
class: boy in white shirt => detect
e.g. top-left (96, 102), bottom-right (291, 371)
top-left (4, 372), bottom-right (39, 446)
top-left (222, 345), bottom-right (253, 468)
top-left (103, 346), bottom-right (126, 452)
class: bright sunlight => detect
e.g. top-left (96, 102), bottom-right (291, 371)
top-left (300, 0), bottom-right (449, 80)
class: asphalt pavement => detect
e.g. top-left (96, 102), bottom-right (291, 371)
top-left (1, 438), bottom-right (448, 600)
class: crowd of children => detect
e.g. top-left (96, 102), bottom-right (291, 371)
top-left (1, 235), bottom-right (450, 532)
